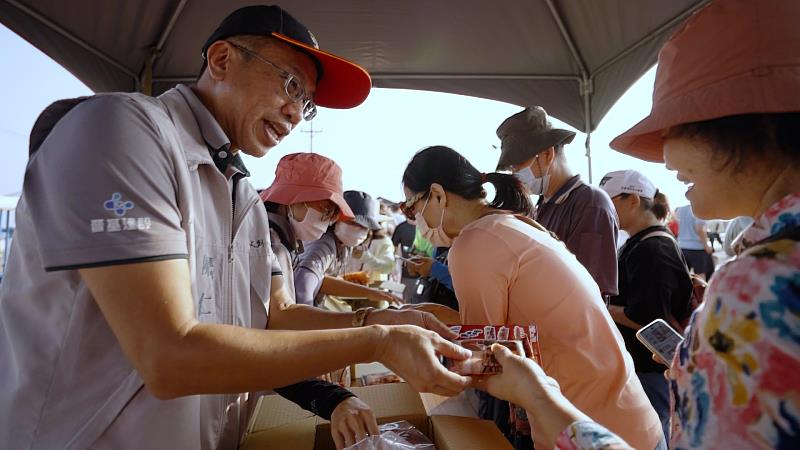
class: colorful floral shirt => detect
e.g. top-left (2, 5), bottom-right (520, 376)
top-left (556, 421), bottom-right (632, 449)
top-left (555, 192), bottom-right (800, 450)
top-left (669, 192), bottom-right (800, 449)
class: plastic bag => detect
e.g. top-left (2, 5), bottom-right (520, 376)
top-left (343, 421), bottom-right (435, 450)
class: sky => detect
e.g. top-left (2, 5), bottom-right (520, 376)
top-left (0, 24), bottom-right (690, 212)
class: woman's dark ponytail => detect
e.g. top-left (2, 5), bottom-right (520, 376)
top-left (650, 190), bottom-right (670, 221)
top-left (402, 146), bottom-right (531, 215)
top-left (485, 172), bottom-right (532, 215)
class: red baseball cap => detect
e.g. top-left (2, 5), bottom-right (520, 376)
top-left (260, 153), bottom-right (354, 220)
top-left (203, 5), bottom-right (371, 109)
top-left (611, 0), bottom-right (800, 162)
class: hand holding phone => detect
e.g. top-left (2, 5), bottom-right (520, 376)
top-left (636, 319), bottom-right (684, 366)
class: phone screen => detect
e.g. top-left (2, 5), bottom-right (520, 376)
top-left (636, 319), bottom-right (684, 364)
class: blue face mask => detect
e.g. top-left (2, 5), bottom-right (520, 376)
top-left (514, 156), bottom-right (550, 196)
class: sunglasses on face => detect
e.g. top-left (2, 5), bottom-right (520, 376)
top-left (400, 191), bottom-right (429, 220)
top-left (229, 42), bottom-right (318, 121)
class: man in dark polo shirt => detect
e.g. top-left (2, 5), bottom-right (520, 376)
top-left (495, 106), bottom-right (619, 298)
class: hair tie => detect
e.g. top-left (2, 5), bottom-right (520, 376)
top-left (480, 172), bottom-right (488, 184)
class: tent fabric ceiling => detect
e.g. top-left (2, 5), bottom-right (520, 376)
top-left (1, 0), bottom-right (709, 132)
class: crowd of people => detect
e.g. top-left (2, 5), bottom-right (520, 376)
top-left (0, 1), bottom-right (797, 450)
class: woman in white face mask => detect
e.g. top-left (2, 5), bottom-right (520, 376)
top-left (401, 146), bottom-right (663, 450)
top-left (294, 190), bottom-right (403, 308)
top-left (263, 155), bottom-right (463, 447)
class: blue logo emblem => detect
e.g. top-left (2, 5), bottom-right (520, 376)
top-left (104, 192), bottom-right (135, 217)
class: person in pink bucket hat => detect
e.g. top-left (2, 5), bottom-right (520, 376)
top-left (261, 152), bottom-right (355, 244)
top-left (473, 1), bottom-right (800, 449)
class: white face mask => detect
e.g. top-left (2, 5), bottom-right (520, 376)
top-left (515, 155), bottom-right (551, 196)
top-left (415, 193), bottom-right (453, 248)
top-left (288, 204), bottom-right (329, 242)
top-left (334, 221), bottom-right (369, 247)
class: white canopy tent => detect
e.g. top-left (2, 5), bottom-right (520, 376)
top-left (0, 0), bottom-right (709, 181)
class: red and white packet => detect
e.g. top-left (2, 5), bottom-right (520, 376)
top-left (444, 324), bottom-right (543, 375)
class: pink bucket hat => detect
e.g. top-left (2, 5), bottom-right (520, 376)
top-left (611, 0), bottom-right (800, 162)
top-left (260, 153), bottom-right (354, 220)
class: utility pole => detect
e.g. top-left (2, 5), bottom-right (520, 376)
top-left (301, 122), bottom-right (323, 153)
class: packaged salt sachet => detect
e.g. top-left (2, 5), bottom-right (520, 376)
top-left (442, 324), bottom-right (542, 376)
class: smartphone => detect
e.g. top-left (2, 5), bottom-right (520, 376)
top-left (636, 319), bottom-right (684, 365)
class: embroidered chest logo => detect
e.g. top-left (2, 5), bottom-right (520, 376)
top-left (104, 192), bottom-right (135, 216)
top-left (90, 192), bottom-right (153, 233)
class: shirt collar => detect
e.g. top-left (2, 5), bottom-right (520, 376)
top-left (175, 84), bottom-right (250, 177)
top-left (741, 192), bottom-right (800, 247)
top-left (176, 84), bottom-right (230, 151)
top-left (539, 174), bottom-right (583, 206)
top-left (209, 148), bottom-right (250, 178)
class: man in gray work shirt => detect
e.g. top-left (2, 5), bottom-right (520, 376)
top-left (495, 106), bottom-right (619, 298)
top-left (0, 5), bottom-right (470, 449)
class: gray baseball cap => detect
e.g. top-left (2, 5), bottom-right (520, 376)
top-left (343, 190), bottom-right (384, 230)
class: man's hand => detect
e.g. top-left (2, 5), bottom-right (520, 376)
top-left (407, 257), bottom-right (434, 277)
top-left (374, 325), bottom-right (471, 396)
top-left (366, 289), bottom-right (403, 306)
top-left (330, 396), bottom-right (379, 450)
top-left (366, 308), bottom-right (458, 339)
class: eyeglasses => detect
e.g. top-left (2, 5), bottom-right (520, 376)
top-left (306, 203), bottom-right (339, 224)
top-left (229, 42), bottom-right (318, 121)
top-left (400, 191), bottom-right (429, 220)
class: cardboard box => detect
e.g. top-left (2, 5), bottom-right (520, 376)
top-left (241, 383), bottom-right (512, 450)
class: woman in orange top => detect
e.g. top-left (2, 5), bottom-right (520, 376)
top-left (401, 146), bottom-right (662, 450)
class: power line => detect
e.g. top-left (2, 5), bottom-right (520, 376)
top-left (300, 122), bottom-right (323, 153)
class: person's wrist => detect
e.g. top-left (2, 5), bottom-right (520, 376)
top-left (363, 308), bottom-right (395, 326)
top-left (366, 324), bottom-right (391, 363)
top-left (352, 307), bottom-right (374, 327)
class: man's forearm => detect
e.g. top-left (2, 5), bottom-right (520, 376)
top-left (268, 302), bottom-right (355, 330)
top-left (146, 322), bottom-right (385, 399)
top-left (321, 275), bottom-right (377, 298)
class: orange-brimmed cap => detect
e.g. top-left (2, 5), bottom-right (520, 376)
top-left (610, 0), bottom-right (800, 162)
top-left (203, 5), bottom-right (371, 109)
top-left (260, 153), bottom-right (354, 220)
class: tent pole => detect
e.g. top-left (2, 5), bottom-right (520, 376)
top-left (2, 210), bottom-right (10, 273)
top-left (135, 0), bottom-right (188, 95)
top-left (581, 77), bottom-right (593, 184)
top-left (140, 55), bottom-right (153, 95)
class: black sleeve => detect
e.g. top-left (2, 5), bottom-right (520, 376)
top-left (274, 379), bottom-right (356, 420)
top-left (391, 227), bottom-right (401, 246)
